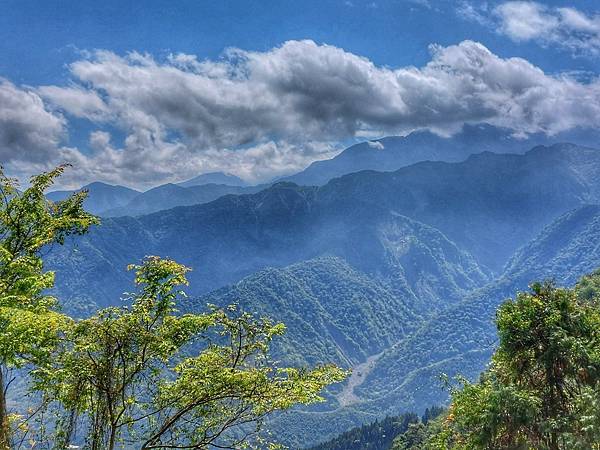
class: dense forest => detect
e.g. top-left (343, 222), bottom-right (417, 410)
top-left (309, 408), bottom-right (444, 450)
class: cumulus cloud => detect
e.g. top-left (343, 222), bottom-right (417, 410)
top-left (462, 2), bottom-right (600, 56)
top-left (48, 40), bottom-right (600, 138)
top-left (4, 39), bottom-right (600, 188)
top-left (38, 85), bottom-right (110, 121)
top-left (54, 131), bottom-right (337, 188)
top-left (0, 80), bottom-right (66, 163)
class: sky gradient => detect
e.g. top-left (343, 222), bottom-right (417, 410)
top-left (1, 0), bottom-right (600, 188)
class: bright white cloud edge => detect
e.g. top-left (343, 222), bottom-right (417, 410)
top-left (2, 38), bottom-right (600, 189)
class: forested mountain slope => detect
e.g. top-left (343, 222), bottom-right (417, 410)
top-left (308, 408), bottom-right (444, 450)
top-left (265, 204), bottom-right (600, 447)
top-left (317, 144), bottom-right (600, 270)
top-left (199, 256), bottom-right (419, 368)
top-left (356, 204), bottom-right (600, 417)
top-left (47, 144), bottom-right (600, 311)
top-left (307, 412), bottom-right (421, 450)
top-left (49, 196), bottom-right (485, 315)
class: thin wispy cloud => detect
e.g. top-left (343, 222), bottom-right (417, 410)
top-left (4, 39), bottom-right (600, 188)
top-left (461, 1), bottom-right (600, 56)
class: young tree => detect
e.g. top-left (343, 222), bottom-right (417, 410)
top-left (431, 276), bottom-right (600, 450)
top-left (42, 256), bottom-right (346, 449)
top-left (0, 166), bottom-right (97, 448)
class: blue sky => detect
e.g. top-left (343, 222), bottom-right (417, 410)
top-left (1, 0), bottom-right (600, 188)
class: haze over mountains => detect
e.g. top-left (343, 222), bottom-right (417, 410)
top-left (281, 124), bottom-right (600, 186)
top-left (47, 179), bottom-right (259, 217)
top-left (47, 182), bottom-right (140, 215)
top-left (8, 0), bottom-right (600, 445)
top-left (178, 171), bottom-right (248, 188)
top-left (47, 124), bottom-right (600, 217)
top-left (348, 203), bottom-right (600, 424)
top-left (44, 126), bottom-right (600, 447)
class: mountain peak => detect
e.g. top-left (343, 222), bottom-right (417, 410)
top-left (283, 124), bottom-right (600, 187)
top-left (46, 182), bottom-right (140, 215)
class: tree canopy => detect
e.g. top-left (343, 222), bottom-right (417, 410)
top-left (38, 257), bottom-right (345, 449)
top-left (0, 167), bottom-right (345, 449)
top-left (0, 165), bottom-right (98, 448)
top-left (427, 275), bottom-right (600, 449)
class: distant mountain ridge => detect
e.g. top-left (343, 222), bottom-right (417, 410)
top-left (47, 144), bottom-right (600, 308)
top-left (42, 144), bottom-right (600, 447)
top-left (283, 124), bottom-right (600, 186)
top-left (47, 182), bottom-right (140, 215)
top-left (103, 183), bottom-right (261, 217)
top-left (48, 180), bottom-right (261, 218)
top-left (48, 126), bottom-right (600, 218)
top-left (178, 171), bottom-right (248, 187)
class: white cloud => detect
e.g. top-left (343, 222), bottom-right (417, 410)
top-left (59, 137), bottom-right (336, 188)
top-left (495, 2), bottom-right (559, 41)
top-left (52, 40), bottom-right (600, 138)
top-left (457, 2), bottom-right (492, 26)
top-left (368, 141), bottom-right (385, 150)
top-left (0, 79), bottom-right (66, 163)
top-left (4, 39), bottom-right (600, 188)
top-left (463, 2), bottom-right (600, 56)
top-left (37, 85), bottom-right (110, 121)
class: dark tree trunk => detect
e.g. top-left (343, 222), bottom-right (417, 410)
top-left (0, 368), bottom-right (10, 450)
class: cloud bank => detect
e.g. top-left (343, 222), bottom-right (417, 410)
top-left (3, 39), bottom-right (600, 188)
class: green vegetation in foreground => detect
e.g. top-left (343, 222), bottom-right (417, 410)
top-left (0, 167), bottom-right (345, 450)
top-left (0, 165), bottom-right (98, 448)
top-left (428, 274), bottom-right (600, 449)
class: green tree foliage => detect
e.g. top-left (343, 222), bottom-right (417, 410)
top-left (0, 165), bottom-right (97, 448)
top-left (390, 407), bottom-right (446, 450)
top-left (308, 413), bottom-right (419, 450)
top-left (36, 256), bottom-right (346, 449)
top-left (429, 274), bottom-right (600, 450)
top-left (0, 168), bottom-right (345, 448)
top-left (310, 408), bottom-right (444, 450)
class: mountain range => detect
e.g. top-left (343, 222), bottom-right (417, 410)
top-left (282, 124), bottom-right (600, 186)
top-left (255, 203), bottom-right (600, 447)
top-left (47, 181), bottom-right (140, 215)
top-left (48, 179), bottom-right (260, 217)
top-left (48, 144), bottom-right (600, 308)
top-left (43, 128), bottom-right (600, 447)
top-left (48, 124), bottom-right (600, 218)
